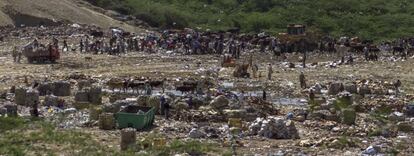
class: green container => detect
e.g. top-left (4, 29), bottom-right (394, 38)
top-left (115, 106), bottom-right (155, 130)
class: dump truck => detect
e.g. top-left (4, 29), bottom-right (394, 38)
top-left (277, 24), bottom-right (320, 52)
top-left (22, 42), bottom-right (60, 63)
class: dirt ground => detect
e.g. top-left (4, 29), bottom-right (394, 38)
top-left (0, 0), bottom-right (141, 32)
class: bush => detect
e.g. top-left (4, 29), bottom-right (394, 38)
top-left (89, 0), bottom-right (414, 40)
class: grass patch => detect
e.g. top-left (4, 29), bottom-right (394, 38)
top-left (129, 133), bottom-right (226, 156)
top-left (333, 97), bottom-right (352, 111)
top-left (0, 117), bottom-right (120, 155)
top-left (369, 105), bottom-right (393, 124)
top-left (0, 118), bottom-right (226, 155)
top-left (0, 117), bottom-right (29, 132)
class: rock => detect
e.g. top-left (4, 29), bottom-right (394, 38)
top-left (89, 106), bottom-right (103, 121)
top-left (173, 101), bottom-right (189, 110)
top-left (0, 91), bottom-right (7, 99)
top-left (120, 128), bottom-right (136, 151)
top-left (25, 89), bottom-right (40, 107)
top-left (210, 95), bottom-right (229, 109)
top-left (109, 94), bottom-right (124, 103)
top-left (63, 108), bottom-right (77, 114)
top-left (137, 95), bottom-right (149, 106)
top-left (192, 97), bottom-right (205, 108)
top-left (309, 110), bottom-right (339, 122)
top-left (397, 122), bottom-right (413, 132)
top-left (4, 104), bottom-right (18, 117)
top-left (0, 107), bottom-right (6, 116)
top-left (388, 112), bottom-right (405, 121)
top-left (147, 96), bottom-right (160, 114)
top-left (14, 87), bottom-right (27, 106)
top-left (99, 113), bottom-right (116, 130)
top-left (294, 115), bottom-right (306, 122)
top-left (188, 128), bottom-right (206, 138)
top-left (334, 92), bottom-right (353, 109)
top-left (77, 80), bottom-right (92, 90)
top-left (44, 95), bottom-right (59, 106)
top-left (344, 83), bottom-right (357, 94)
top-left (358, 86), bottom-right (371, 96)
top-left (249, 116), bottom-right (299, 139)
top-left (103, 100), bottom-right (133, 113)
top-left (75, 90), bottom-right (89, 102)
top-left (362, 146), bottom-right (379, 155)
top-left (328, 82), bottom-right (343, 95)
top-left (405, 104), bottom-right (414, 117)
top-left (37, 82), bottom-right (53, 96)
top-left (299, 139), bottom-right (313, 147)
top-left (223, 109), bottom-right (247, 118)
top-left (229, 127), bottom-right (242, 135)
top-left (89, 86), bottom-right (102, 104)
top-left (52, 81), bottom-right (71, 96)
top-left (340, 108), bottom-right (356, 125)
top-left (310, 83), bottom-right (322, 94)
top-left (372, 88), bottom-right (386, 95)
top-left (288, 62), bottom-right (295, 68)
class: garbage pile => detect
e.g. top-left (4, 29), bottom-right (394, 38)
top-left (248, 116), bottom-right (299, 139)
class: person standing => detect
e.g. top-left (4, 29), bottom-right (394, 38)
top-left (145, 82), bottom-right (152, 95)
top-left (164, 100), bottom-right (170, 120)
top-left (309, 89), bottom-right (315, 102)
top-left (17, 48), bottom-right (22, 63)
top-left (394, 80), bottom-right (402, 95)
top-left (62, 39), bottom-right (68, 52)
top-left (252, 64), bottom-right (258, 79)
top-left (348, 55), bottom-right (354, 65)
top-left (302, 50), bottom-right (307, 68)
top-left (267, 64), bottom-right (273, 80)
top-left (187, 96), bottom-right (193, 109)
top-left (299, 72), bottom-right (307, 89)
top-left (248, 53), bottom-right (253, 67)
top-left (12, 46), bottom-right (18, 62)
top-left (364, 46), bottom-right (369, 61)
top-left (80, 39), bottom-right (84, 53)
top-left (31, 100), bottom-right (39, 117)
top-left (239, 91), bottom-right (245, 106)
top-left (160, 95), bottom-right (166, 115)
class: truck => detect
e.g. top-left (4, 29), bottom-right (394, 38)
top-left (22, 42), bottom-right (60, 63)
top-left (277, 24), bottom-right (320, 53)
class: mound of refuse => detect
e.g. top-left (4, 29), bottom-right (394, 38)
top-left (249, 116), bottom-right (299, 139)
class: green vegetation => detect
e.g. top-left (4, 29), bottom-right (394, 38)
top-left (131, 133), bottom-right (226, 156)
top-left (0, 117), bottom-right (120, 155)
top-left (0, 117), bottom-right (29, 132)
top-left (0, 117), bottom-right (226, 155)
top-left (87, 0), bottom-right (414, 40)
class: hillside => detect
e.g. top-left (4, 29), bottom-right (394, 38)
top-left (89, 0), bottom-right (414, 40)
top-left (0, 0), bottom-right (142, 32)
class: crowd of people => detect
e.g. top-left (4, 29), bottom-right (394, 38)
top-left (17, 26), bottom-right (411, 65)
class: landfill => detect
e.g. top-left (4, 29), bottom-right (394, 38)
top-left (0, 16), bottom-right (414, 156)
